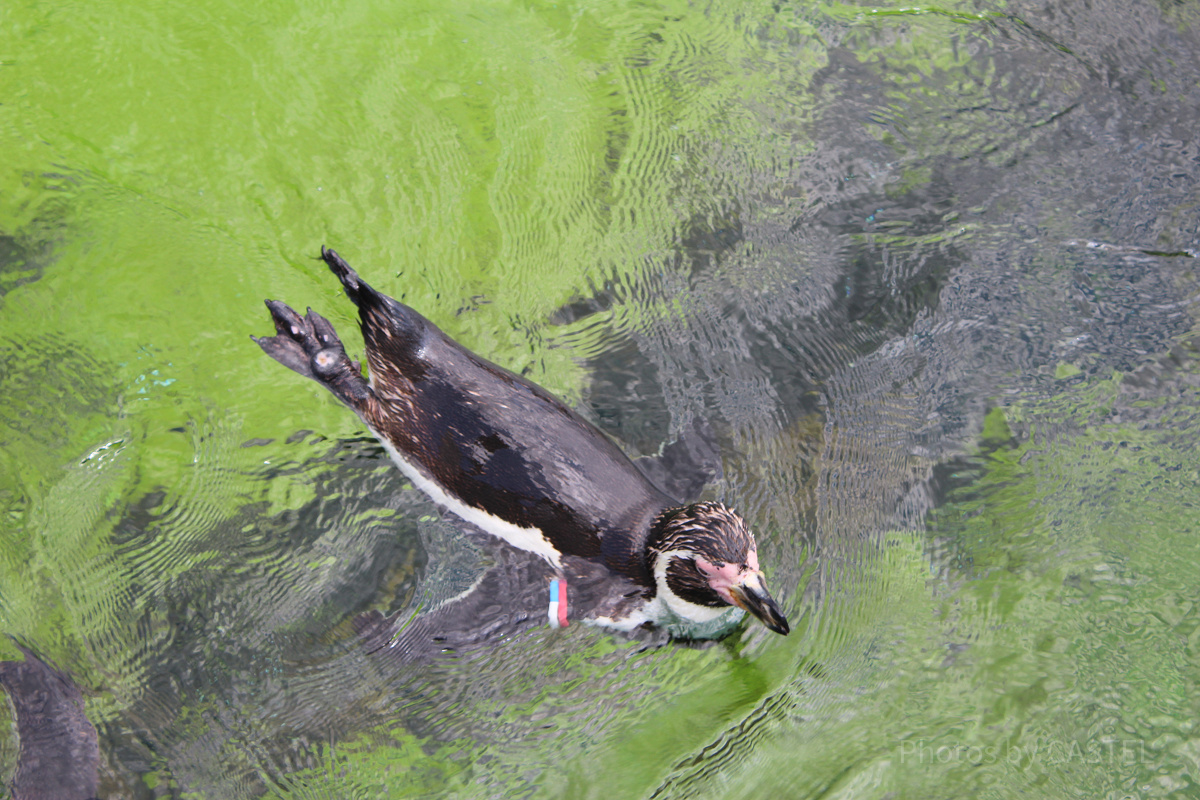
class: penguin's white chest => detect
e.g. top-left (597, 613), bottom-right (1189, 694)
top-left (371, 429), bottom-right (563, 567)
top-left (583, 595), bottom-right (745, 640)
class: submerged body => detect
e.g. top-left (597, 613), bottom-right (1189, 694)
top-left (256, 247), bottom-right (788, 640)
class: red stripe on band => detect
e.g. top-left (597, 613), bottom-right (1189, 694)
top-left (557, 579), bottom-right (569, 627)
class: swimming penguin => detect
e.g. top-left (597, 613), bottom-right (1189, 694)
top-left (254, 247), bottom-right (789, 642)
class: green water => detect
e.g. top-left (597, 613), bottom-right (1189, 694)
top-left (2, 0), bottom-right (1199, 797)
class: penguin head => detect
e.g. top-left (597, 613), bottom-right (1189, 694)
top-left (647, 502), bottom-right (790, 635)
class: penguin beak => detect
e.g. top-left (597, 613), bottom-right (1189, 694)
top-left (728, 573), bottom-right (790, 635)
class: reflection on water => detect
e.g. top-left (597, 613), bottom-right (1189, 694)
top-left (1, 0), bottom-right (1199, 796)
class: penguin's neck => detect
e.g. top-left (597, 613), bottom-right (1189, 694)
top-left (639, 506), bottom-right (680, 595)
top-left (599, 501), bottom-right (674, 589)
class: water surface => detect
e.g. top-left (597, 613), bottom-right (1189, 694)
top-left (1, 0), bottom-right (1199, 797)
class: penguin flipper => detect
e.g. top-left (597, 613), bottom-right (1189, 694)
top-left (254, 300), bottom-right (375, 412)
top-left (633, 416), bottom-right (723, 504)
top-left (354, 549), bottom-right (557, 666)
top-left (352, 549), bottom-right (669, 667)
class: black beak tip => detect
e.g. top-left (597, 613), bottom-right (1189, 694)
top-left (733, 583), bottom-right (791, 636)
top-left (754, 600), bottom-right (790, 636)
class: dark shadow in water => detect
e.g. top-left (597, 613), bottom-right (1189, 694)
top-left (0, 234), bottom-right (51, 301)
top-left (0, 644), bottom-right (99, 800)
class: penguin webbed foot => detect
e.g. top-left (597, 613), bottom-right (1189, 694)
top-left (254, 300), bottom-right (372, 406)
top-left (254, 301), bottom-right (315, 378)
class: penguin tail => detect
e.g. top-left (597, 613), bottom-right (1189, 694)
top-left (321, 246), bottom-right (388, 313)
top-left (320, 246), bottom-right (426, 350)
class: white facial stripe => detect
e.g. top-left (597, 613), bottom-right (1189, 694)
top-left (372, 429), bottom-right (562, 567)
top-left (653, 549), bottom-right (734, 624)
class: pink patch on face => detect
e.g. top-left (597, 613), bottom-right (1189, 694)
top-left (697, 551), bottom-right (760, 606)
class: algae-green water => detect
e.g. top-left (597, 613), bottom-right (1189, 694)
top-left (2, 0), bottom-right (1199, 796)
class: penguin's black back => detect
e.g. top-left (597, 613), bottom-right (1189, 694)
top-left (344, 266), bottom-right (675, 586)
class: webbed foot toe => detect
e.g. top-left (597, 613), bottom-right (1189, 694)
top-left (254, 301), bottom-right (373, 406)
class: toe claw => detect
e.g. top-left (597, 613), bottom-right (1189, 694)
top-left (265, 300), bottom-right (309, 340)
top-left (307, 308), bottom-right (339, 347)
